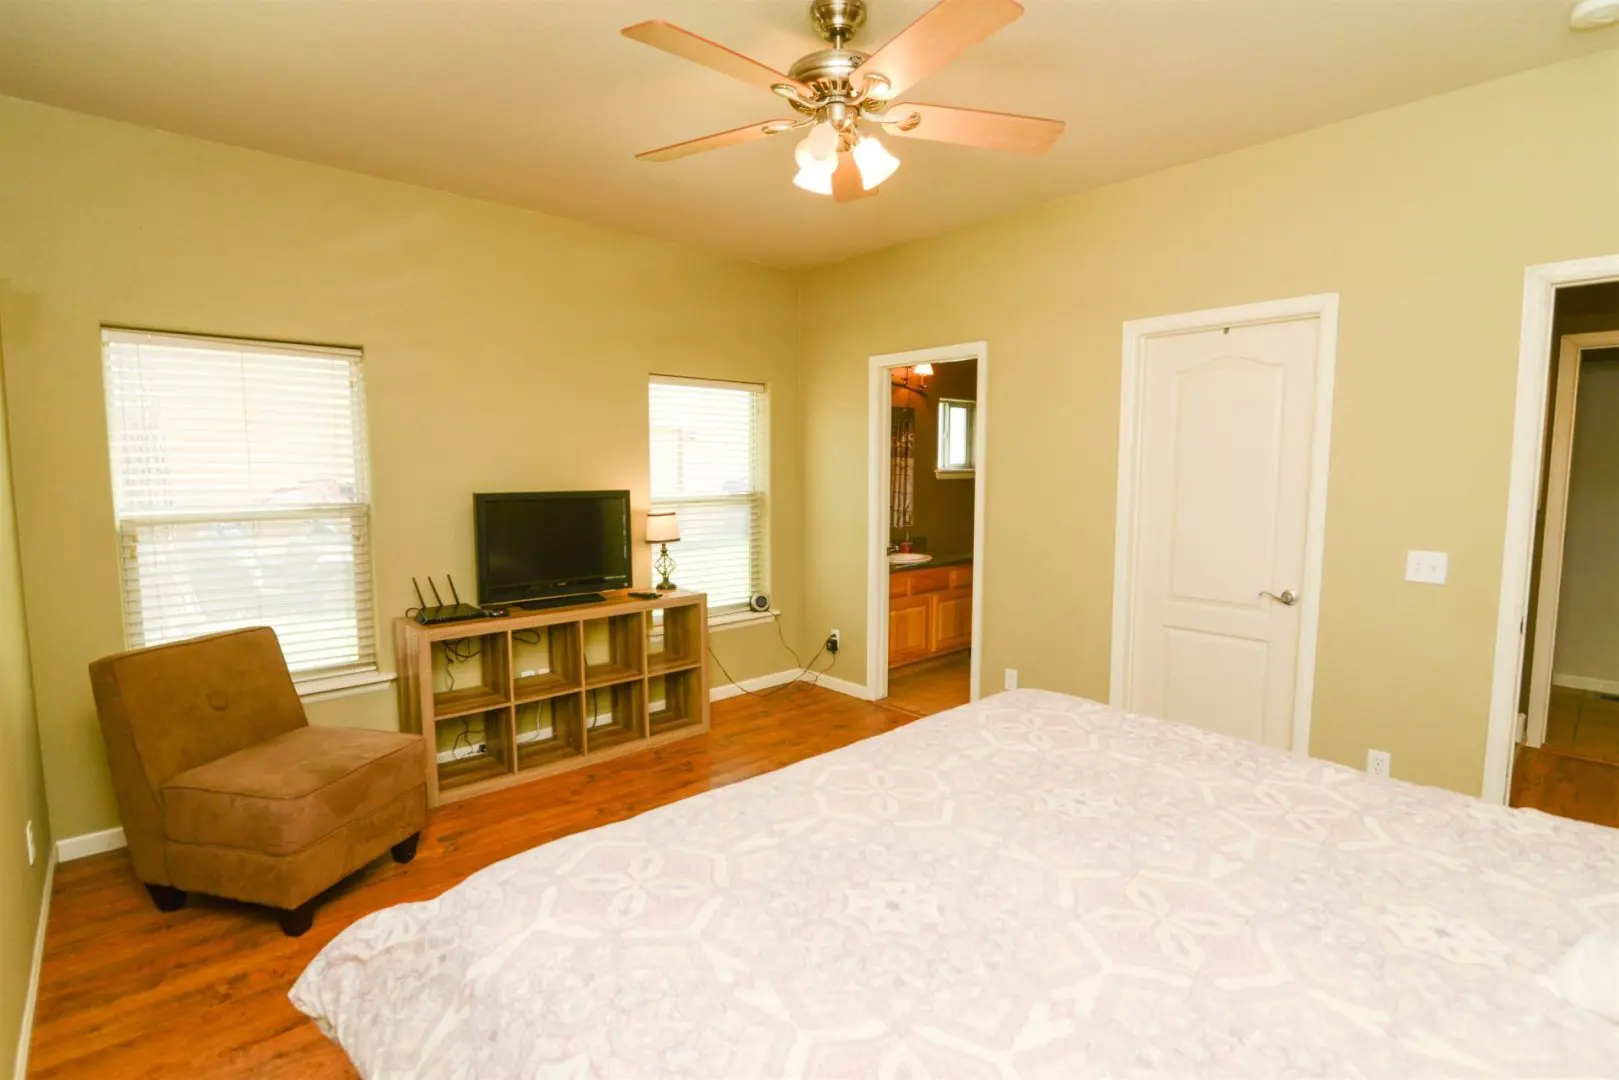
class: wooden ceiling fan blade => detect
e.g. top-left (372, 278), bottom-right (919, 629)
top-left (637, 121), bottom-right (794, 162)
top-left (854, 0), bottom-right (1023, 100)
top-left (622, 21), bottom-right (807, 96)
top-left (884, 102), bottom-right (1065, 154)
top-left (831, 152), bottom-right (879, 202)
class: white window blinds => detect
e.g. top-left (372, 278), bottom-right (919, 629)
top-left (648, 376), bottom-right (767, 614)
top-left (102, 329), bottom-right (376, 679)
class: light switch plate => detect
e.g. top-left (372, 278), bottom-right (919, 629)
top-left (1405, 550), bottom-right (1448, 585)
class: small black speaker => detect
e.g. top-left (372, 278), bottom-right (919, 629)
top-left (749, 592), bottom-right (771, 612)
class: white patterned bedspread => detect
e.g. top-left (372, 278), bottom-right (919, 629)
top-left (291, 690), bottom-right (1619, 1078)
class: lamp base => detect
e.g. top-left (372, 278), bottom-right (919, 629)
top-left (654, 544), bottom-right (677, 592)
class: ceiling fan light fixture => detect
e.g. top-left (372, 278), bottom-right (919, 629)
top-left (852, 134), bottom-right (900, 189)
top-left (1570, 0), bottom-right (1619, 27)
top-left (793, 161), bottom-right (836, 195)
top-left (794, 121), bottom-right (840, 169)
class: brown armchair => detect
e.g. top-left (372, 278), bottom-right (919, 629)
top-left (89, 627), bottom-right (427, 936)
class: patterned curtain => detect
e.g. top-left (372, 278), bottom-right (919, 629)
top-left (890, 406), bottom-right (915, 531)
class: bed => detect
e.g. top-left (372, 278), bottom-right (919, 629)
top-left (291, 690), bottom-right (1619, 1078)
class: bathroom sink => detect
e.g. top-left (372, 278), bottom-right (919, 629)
top-left (887, 552), bottom-right (933, 566)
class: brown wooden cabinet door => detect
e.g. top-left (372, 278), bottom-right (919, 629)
top-left (932, 588), bottom-right (973, 654)
top-left (889, 594), bottom-right (934, 667)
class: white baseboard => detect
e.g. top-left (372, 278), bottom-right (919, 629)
top-left (56, 825), bottom-right (126, 862)
top-left (805, 671), bottom-right (874, 701)
top-left (1551, 673), bottom-right (1619, 696)
top-left (709, 668), bottom-right (873, 703)
top-left (14, 850), bottom-right (55, 1080)
top-left (710, 668), bottom-right (801, 702)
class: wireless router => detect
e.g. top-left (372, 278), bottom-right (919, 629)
top-left (412, 575), bottom-right (493, 625)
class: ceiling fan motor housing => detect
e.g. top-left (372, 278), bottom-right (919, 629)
top-left (810, 0), bottom-right (868, 46)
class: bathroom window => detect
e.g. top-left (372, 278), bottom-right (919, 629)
top-left (937, 398), bottom-right (976, 476)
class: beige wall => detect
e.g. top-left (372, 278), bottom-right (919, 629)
top-left (1554, 352), bottom-right (1619, 684)
top-left (800, 50), bottom-right (1619, 795)
top-left (0, 330), bottom-right (52, 1079)
top-left (891, 358), bottom-right (977, 557)
top-left (0, 95), bottom-right (806, 840)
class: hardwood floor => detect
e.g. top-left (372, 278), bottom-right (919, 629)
top-left (27, 684), bottom-right (917, 1079)
top-left (882, 650), bottom-right (971, 717)
top-left (1511, 743), bottom-right (1619, 829)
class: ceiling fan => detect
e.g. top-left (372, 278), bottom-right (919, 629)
top-left (622, 0), bottom-right (1064, 201)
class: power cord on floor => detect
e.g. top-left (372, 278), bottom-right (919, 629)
top-left (707, 612), bottom-right (836, 699)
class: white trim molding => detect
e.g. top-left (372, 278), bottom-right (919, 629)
top-left (1111, 293), bottom-right (1340, 758)
top-left (867, 341), bottom-right (989, 705)
top-left (709, 668), bottom-right (801, 702)
top-left (57, 825), bottom-right (127, 862)
top-left (295, 669), bottom-right (396, 704)
top-left (1552, 673), bottom-right (1619, 697)
top-left (15, 850), bottom-right (56, 1080)
top-left (709, 667), bottom-right (873, 703)
top-left (806, 671), bottom-right (875, 701)
top-left (1485, 253), bottom-right (1619, 805)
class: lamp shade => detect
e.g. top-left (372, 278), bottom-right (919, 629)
top-left (646, 510), bottom-right (681, 544)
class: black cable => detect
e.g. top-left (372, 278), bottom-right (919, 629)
top-left (707, 612), bottom-right (836, 699)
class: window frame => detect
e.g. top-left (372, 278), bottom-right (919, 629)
top-left (936, 396), bottom-right (977, 478)
top-left (647, 374), bottom-right (770, 619)
top-left (101, 328), bottom-right (380, 688)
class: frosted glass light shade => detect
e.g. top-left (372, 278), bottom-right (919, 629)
top-left (646, 510), bottom-right (680, 543)
top-left (793, 162), bottom-right (835, 195)
top-left (852, 135), bottom-right (900, 190)
top-left (794, 122), bottom-right (839, 169)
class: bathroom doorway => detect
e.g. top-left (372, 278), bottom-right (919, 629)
top-left (866, 342), bottom-right (986, 710)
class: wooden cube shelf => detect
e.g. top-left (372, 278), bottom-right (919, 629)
top-left (515, 696), bottom-right (584, 771)
top-left (647, 603), bottom-right (705, 675)
top-left (395, 592), bottom-right (709, 806)
top-left (585, 680), bottom-right (645, 753)
top-left (584, 612), bottom-right (645, 686)
top-left (434, 706), bottom-right (515, 794)
top-left (513, 623), bottom-right (582, 702)
top-left (430, 631), bottom-right (510, 720)
top-left (649, 668), bottom-right (704, 736)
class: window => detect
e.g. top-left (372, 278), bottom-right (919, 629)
top-left (102, 329), bottom-right (375, 681)
top-left (937, 397), bottom-right (976, 475)
top-left (648, 376), bottom-right (766, 615)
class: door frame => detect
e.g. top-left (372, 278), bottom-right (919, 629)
top-left (867, 341), bottom-right (988, 704)
top-left (1110, 293), bottom-right (1340, 755)
top-left (1484, 252), bottom-right (1619, 803)
top-left (1524, 330), bottom-right (1619, 747)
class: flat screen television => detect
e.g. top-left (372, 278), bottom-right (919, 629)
top-left (474, 490), bottom-right (632, 606)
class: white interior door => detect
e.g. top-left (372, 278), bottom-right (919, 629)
top-left (1125, 318), bottom-right (1321, 748)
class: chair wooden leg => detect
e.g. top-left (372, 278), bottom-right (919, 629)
top-left (278, 898), bottom-right (318, 937)
top-left (145, 884), bottom-right (187, 912)
top-left (391, 832), bottom-right (421, 864)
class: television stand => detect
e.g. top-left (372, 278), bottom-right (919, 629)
top-left (513, 592), bottom-right (606, 612)
top-left (396, 590), bottom-right (710, 806)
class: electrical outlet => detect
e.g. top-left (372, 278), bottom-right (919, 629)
top-left (1004, 668), bottom-right (1018, 691)
top-left (1367, 749), bottom-right (1391, 779)
top-left (25, 821), bottom-right (35, 867)
top-left (826, 629), bottom-right (840, 654)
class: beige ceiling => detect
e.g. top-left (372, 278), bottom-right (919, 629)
top-left (0, 1), bottom-right (1613, 267)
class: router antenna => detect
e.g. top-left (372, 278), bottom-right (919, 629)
top-left (428, 578), bottom-right (445, 606)
top-left (412, 578), bottom-right (427, 609)
top-left (447, 575), bottom-right (463, 604)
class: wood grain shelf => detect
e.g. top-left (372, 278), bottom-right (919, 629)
top-left (432, 686), bottom-right (509, 720)
top-left (513, 672), bottom-right (580, 702)
top-left (584, 665), bottom-right (644, 688)
top-left (438, 751), bottom-right (509, 793)
top-left (395, 591), bottom-right (708, 806)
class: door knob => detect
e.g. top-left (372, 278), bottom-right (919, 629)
top-left (1260, 589), bottom-right (1299, 606)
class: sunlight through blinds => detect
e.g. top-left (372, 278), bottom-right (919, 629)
top-left (648, 376), bottom-right (766, 614)
top-left (102, 329), bottom-right (375, 678)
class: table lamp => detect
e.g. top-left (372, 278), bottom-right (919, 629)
top-left (646, 510), bottom-right (681, 591)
